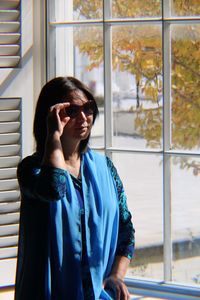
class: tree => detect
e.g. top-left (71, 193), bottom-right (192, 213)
top-left (73, 0), bottom-right (200, 174)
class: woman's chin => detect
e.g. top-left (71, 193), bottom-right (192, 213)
top-left (75, 128), bottom-right (90, 140)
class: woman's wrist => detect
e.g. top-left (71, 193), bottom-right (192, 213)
top-left (42, 134), bottom-right (66, 169)
top-left (47, 131), bottom-right (62, 141)
top-left (109, 255), bottom-right (130, 281)
top-left (109, 272), bottom-right (124, 281)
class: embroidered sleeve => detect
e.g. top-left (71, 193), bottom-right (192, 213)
top-left (17, 154), bottom-right (68, 202)
top-left (106, 157), bottom-right (135, 260)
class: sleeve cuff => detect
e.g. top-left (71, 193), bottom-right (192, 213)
top-left (35, 166), bottom-right (68, 201)
top-left (116, 244), bottom-right (135, 260)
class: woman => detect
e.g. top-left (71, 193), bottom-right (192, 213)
top-left (15, 77), bottom-right (135, 300)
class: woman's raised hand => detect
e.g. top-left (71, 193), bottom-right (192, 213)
top-left (47, 103), bottom-right (70, 138)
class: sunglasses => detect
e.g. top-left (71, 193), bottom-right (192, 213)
top-left (65, 100), bottom-right (96, 119)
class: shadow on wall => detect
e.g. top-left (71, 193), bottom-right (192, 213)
top-left (0, 46), bottom-right (33, 96)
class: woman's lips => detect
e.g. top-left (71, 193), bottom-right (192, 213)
top-left (75, 126), bottom-right (88, 130)
top-left (75, 123), bottom-right (88, 129)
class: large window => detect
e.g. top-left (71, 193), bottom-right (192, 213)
top-left (47, 0), bottom-right (200, 288)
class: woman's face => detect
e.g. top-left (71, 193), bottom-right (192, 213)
top-left (61, 90), bottom-right (94, 142)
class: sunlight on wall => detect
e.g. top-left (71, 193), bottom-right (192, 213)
top-left (0, 291), bottom-right (14, 300)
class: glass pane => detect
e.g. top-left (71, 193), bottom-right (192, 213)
top-left (55, 25), bottom-right (104, 148)
top-left (112, 24), bottom-right (162, 150)
top-left (55, 0), bottom-right (103, 21)
top-left (113, 152), bottom-right (163, 280)
top-left (171, 0), bottom-right (200, 17)
top-left (171, 24), bottom-right (200, 151)
top-left (171, 155), bottom-right (200, 285)
top-left (112, 0), bottom-right (162, 19)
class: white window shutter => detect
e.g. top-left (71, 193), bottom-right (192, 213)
top-left (0, 0), bottom-right (21, 68)
top-left (0, 98), bottom-right (21, 260)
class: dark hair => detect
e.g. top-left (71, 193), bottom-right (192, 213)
top-left (33, 76), bottom-right (99, 155)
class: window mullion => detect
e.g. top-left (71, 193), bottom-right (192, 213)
top-left (103, 0), bottom-right (112, 158)
top-left (163, 0), bottom-right (172, 282)
top-left (47, 0), bottom-right (56, 80)
top-left (33, 0), bottom-right (46, 102)
top-left (63, 0), bottom-right (74, 76)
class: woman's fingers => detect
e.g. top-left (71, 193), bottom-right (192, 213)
top-left (49, 102), bottom-right (70, 114)
top-left (47, 102), bottom-right (71, 136)
top-left (115, 281), bottom-right (129, 300)
top-left (59, 103), bottom-right (71, 121)
top-left (120, 282), bottom-right (130, 300)
top-left (104, 276), bottom-right (130, 300)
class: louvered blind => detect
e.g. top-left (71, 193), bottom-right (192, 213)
top-left (0, 98), bottom-right (21, 260)
top-left (0, 0), bottom-right (21, 68)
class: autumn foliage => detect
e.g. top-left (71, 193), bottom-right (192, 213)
top-left (73, 0), bottom-right (200, 173)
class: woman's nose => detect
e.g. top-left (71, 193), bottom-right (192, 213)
top-left (77, 110), bottom-right (87, 121)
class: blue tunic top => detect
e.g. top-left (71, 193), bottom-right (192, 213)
top-left (15, 149), bottom-right (135, 300)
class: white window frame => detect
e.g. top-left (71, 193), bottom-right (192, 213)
top-left (46, 0), bottom-right (200, 297)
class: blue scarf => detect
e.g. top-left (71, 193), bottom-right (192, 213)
top-left (47, 149), bottom-right (119, 299)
